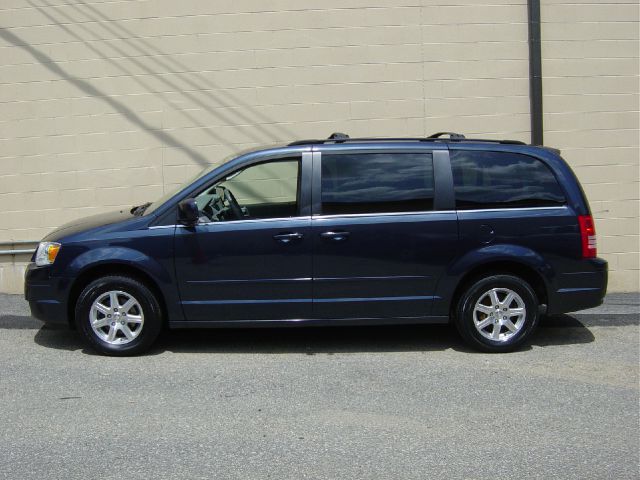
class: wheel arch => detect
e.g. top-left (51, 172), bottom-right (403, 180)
top-left (439, 244), bottom-right (554, 318)
top-left (449, 259), bottom-right (549, 319)
top-left (67, 262), bottom-right (167, 329)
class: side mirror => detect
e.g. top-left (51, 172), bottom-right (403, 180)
top-left (177, 198), bottom-right (199, 226)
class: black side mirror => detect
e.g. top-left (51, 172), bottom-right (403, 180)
top-left (178, 198), bottom-right (199, 226)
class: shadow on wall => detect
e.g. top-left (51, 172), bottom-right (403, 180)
top-left (0, 27), bottom-right (212, 167)
top-left (5, 0), bottom-right (297, 168)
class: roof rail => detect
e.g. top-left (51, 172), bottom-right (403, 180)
top-left (328, 132), bottom-right (350, 141)
top-left (287, 133), bottom-right (526, 146)
top-left (428, 132), bottom-right (466, 140)
top-left (288, 132), bottom-right (350, 146)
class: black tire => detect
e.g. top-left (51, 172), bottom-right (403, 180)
top-left (75, 275), bottom-right (163, 356)
top-left (454, 274), bottom-right (539, 353)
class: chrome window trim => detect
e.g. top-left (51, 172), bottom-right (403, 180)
top-left (312, 205), bottom-right (567, 220)
top-left (148, 225), bottom-right (180, 230)
top-left (149, 216), bottom-right (312, 229)
top-left (149, 206), bottom-right (569, 228)
top-left (312, 210), bottom-right (455, 220)
top-left (197, 215), bottom-right (312, 227)
top-left (456, 205), bottom-right (568, 214)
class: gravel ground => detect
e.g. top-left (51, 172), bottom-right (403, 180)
top-left (0, 293), bottom-right (638, 479)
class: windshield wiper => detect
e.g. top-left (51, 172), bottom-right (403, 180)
top-left (130, 202), bottom-right (152, 216)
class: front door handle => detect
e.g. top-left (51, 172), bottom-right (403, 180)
top-left (273, 232), bottom-right (304, 244)
top-left (320, 231), bottom-right (350, 242)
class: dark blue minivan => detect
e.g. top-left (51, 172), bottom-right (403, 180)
top-left (25, 133), bottom-right (608, 355)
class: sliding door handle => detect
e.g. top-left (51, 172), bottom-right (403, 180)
top-left (320, 231), bottom-right (350, 242)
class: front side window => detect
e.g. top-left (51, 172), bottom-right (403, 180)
top-left (194, 158), bottom-right (300, 222)
top-left (321, 153), bottom-right (434, 215)
top-left (450, 150), bottom-right (566, 210)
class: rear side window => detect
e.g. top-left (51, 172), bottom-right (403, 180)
top-left (321, 153), bottom-right (434, 215)
top-left (450, 150), bottom-right (566, 210)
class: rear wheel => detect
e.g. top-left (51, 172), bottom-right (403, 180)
top-left (75, 275), bottom-right (163, 356)
top-left (454, 274), bottom-right (539, 352)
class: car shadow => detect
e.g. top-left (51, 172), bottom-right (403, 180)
top-left (15, 313), bottom-right (619, 356)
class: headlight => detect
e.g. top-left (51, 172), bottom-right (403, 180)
top-left (35, 242), bottom-right (61, 266)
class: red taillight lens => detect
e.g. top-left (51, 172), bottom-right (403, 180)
top-left (578, 215), bottom-right (597, 258)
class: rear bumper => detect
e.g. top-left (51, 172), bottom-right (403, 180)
top-left (24, 263), bottom-right (69, 325)
top-left (547, 257), bottom-right (608, 315)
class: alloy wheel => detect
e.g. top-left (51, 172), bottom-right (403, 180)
top-left (472, 287), bottom-right (526, 342)
top-left (89, 290), bottom-right (145, 345)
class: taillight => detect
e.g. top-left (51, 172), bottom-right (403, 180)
top-left (578, 215), bottom-right (597, 258)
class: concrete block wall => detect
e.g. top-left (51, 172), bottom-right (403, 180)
top-left (0, 0), bottom-right (637, 293)
top-left (541, 0), bottom-right (639, 291)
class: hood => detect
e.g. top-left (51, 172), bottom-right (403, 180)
top-left (42, 209), bottom-right (136, 242)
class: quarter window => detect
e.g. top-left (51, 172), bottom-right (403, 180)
top-left (321, 153), bottom-right (434, 215)
top-left (450, 151), bottom-right (566, 210)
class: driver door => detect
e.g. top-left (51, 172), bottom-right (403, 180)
top-left (173, 154), bottom-right (312, 322)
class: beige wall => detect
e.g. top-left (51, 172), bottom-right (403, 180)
top-left (541, 0), bottom-right (639, 291)
top-left (0, 0), bottom-right (637, 293)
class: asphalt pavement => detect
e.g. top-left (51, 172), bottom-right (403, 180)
top-left (0, 293), bottom-right (638, 479)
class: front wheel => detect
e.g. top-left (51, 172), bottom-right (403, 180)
top-left (75, 275), bottom-right (163, 356)
top-left (454, 274), bottom-right (539, 353)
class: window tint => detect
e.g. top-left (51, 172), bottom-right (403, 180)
top-left (321, 153), bottom-right (434, 215)
top-left (450, 150), bottom-right (566, 210)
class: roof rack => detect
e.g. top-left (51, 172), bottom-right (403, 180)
top-left (428, 132), bottom-right (466, 140)
top-left (288, 132), bottom-right (526, 146)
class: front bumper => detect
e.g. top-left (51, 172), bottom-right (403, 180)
top-left (24, 263), bottom-right (68, 325)
top-left (547, 257), bottom-right (608, 315)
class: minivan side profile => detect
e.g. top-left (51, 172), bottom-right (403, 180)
top-left (25, 133), bottom-right (608, 355)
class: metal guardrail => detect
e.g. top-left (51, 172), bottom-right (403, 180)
top-left (0, 241), bottom-right (38, 256)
